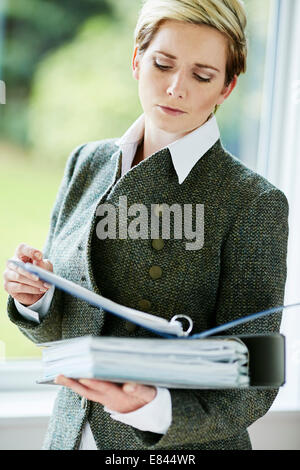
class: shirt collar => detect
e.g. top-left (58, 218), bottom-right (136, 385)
top-left (115, 112), bottom-right (220, 185)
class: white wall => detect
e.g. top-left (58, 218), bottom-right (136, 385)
top-left (247, 411), bottom-right (300, 450)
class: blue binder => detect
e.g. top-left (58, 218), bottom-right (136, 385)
top-left (7, 258), bottom-right (296, 340)
top-left (8, 259), bottom-right (286, 387)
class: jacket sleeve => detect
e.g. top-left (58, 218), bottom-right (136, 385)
top-left (6, 143), bottom-right (87, 344)
top-left (132, 188), bottom-right (289, 449)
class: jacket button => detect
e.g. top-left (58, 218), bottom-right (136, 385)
top-left (149, 266), bottom-right (162, 279)
top-left (152, 239), bottom-right (164, 250)
top-left (81, 397), bottom-right (87, 409)
top-left (137, 299), bottom-right (151, 311)
top-left (81, 276), bottom-right (86, 282)
top-left (125, 321), bottom-right (138, 333)
top-left (78, 245), bottom-right (83, 251)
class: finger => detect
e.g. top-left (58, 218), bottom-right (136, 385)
top-left (31, 259), bottom-right (53, 289)
top-left (55, 375), bottom-right (90, 393)
top-left (4, 268), bottom-right (48, 292)
top-left (54, 375), bottom-right (106, 403)
top-left (6, 260), bottom-right (40, 282)
top-left (6, 261), bottom-right (41, 282)
top-left (78, 379), bottom-right (122, 393)
top-left (6, 257), bottom-right (53, 288)
top-left (32, 258), bottom-right (53, 273)
top-left (5, 280), bottom-right (47, 295)
top-left (77, 379), bottom-right (155, 403)
top-left (6, 262), bottom-right (51, 289)
top-left (15, 243), bottom-right (43, 262)
top-left (77, 379), bottom-right (145, 409)
top-left (77, 378), bottom-right (134, 410)
top-left (123, 382), bottom-right (157, 403)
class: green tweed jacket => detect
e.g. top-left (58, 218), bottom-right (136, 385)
top-left (6, 137), bottom-right (289, 450)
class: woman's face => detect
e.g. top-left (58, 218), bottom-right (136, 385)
top-left (133, 20), bottom-right (237, 137)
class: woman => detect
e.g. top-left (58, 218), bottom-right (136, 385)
top-left (4, 0), bottom-right (289, 450)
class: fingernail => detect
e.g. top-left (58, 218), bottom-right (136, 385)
top-left (79, 379), bottom-right (89, 385)
top-left (35, 252), bottom-right (42, 260)
top-left (43, 283), bottom-right (51, 288)
top-left (124, 384), bottom-right (136, 393)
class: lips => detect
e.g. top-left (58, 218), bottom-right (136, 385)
top-left (160, 105), bottom-right (185, 113)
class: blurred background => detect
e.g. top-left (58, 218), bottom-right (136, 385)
top-left (0, 0), bottom-right (299, 449)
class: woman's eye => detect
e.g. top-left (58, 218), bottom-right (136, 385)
top-left (154, 61), bottom-right (170, 70)
top-left (195, 75), bottom-right (211, 83)
top-left (153, 61), bottom-right (211, 83)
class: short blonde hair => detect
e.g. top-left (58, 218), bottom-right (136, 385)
top-left (134, 0), bottom-right (248, 113)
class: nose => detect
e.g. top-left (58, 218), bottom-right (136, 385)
top-left (166, 71), bottom-right (187, 100)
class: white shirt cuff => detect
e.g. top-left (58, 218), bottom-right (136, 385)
top-left (104, 386), bottom-right (172, 434)
top-left (14, 284), bottom-right (55, 323)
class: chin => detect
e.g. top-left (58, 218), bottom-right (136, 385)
top-left (153, 119), bottom-right (185, 134)
top-left (152, 108), bottom-right (188, 126)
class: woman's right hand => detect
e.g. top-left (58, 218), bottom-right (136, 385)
top-left (3, 243), bottom-right (53, 306)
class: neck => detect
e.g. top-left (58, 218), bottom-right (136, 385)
top-left (141, 112), bottom-right (213, 161)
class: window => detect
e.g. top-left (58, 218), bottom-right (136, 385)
top-left (218, 0), bottom-right (272, 171)
top-left (255, 0), bottom-right (300, 410)
top-left (215, 0), bottom-right (300, 411)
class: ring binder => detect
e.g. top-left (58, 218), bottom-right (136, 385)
top-left (7, 258), bottom-right (298, 341)
top-left (169, 315), bottom-right (193, 336)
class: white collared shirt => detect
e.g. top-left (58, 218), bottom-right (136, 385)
top-left (14, 112), bottom-right (220, 449)
top-left (117, 112), bottom-right (220, 184)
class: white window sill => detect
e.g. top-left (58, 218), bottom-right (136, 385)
top-left (0, 390), bottom-right (298, 421)
top-left (0, 391), bottom-right (58, 419)
top-left (0, 359), bottom-right (60, 421)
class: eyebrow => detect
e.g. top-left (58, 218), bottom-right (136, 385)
top-left (154, 50), bottom-right (220, 73)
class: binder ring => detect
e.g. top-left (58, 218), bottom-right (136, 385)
top-left (170, 315), bottom-right (193, 337)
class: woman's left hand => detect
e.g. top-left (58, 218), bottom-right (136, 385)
top-left (54, 375), bottom-right (157, 413)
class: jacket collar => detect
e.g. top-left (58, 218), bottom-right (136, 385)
top-left (115, 113), bottom-right (220, 185)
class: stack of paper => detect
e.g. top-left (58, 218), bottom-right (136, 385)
top-left (37, 335), bottom-right (249, 388)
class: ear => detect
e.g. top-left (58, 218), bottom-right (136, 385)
top-left (216, 74), bottom-right (238, 105)
top-left (132, 46), bottom-right (140, 80)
